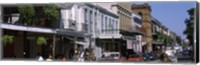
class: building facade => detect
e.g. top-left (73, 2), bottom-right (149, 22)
top-left (131, 12), bottom-right (143, 53)
top-left (132, 3), bottom-right (153, 52)
top-left (58, 3), bottom-right (121, 59)
top-left (94, 3), bottom-right (145, 57)
top-left (0, 4), bottom-right (90, 60)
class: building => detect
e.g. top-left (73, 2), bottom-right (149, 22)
top-left (93, 3), bottom-right (145, 58)
top-left (131, 3), bottom-right (153, 52)
top-left (131, 12), bottom-right (144, 53)
top-left (0, 4), bottom-right (89, 60)
top-left (57, 3), bottom-right (121, 59)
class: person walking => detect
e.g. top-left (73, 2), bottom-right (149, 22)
top-left (171, 47), bottom-right (178, 63)
top-left (46, 55), bottom-right (53, 61)
top-left (36, 53), bottom-right (44, 61)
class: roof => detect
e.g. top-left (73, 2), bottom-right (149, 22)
top-left (151, 16), bottom-right (162, 26)
top-left (55, 3), bottom-right (74, 9)
top-left (55, 3), bottom-right (118, 18)
top-left (85, 3), bottom-right (119, 18)
top-left (131, 3), bottom-right (152, 12)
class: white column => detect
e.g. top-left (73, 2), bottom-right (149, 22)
top-left (0, 5), bottom-right (2, 59)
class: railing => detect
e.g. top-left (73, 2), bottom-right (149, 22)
top-left (68, 19), bottom-right (77, 30)
top-left (81, 23), bottom-right (88, 32)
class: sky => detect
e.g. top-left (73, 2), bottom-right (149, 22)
top-left (134, 2), bottom-right (196, 40)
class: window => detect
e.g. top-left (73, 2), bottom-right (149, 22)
top-left (94, 12), bottom-right (97, 33)
top-left (133, 17), bottom-right (142, 25)
top-left (105, 16), bottom-right (107, 34)
top-left (109, 18), bottom-right (111, 34)
top-left (89, 11), bottom-right (92, 32)
top-left (112, 19), bottom-right (114, 34)
top-left (84, 9), bottom-right (88, 31)
top-left (116, 21), bottom-right (118, 33)
top-left (101, 15), bottom-right (104, 33)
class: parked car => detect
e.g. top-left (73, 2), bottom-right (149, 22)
top-left (182, 49), bottom-right (190, 56)
top-left (144, 52), bottom-right (158, 60)
top-left (141, 53), bottom-right (149, 61)
top-left (127, 54), bottom-right (144, 61)
top-left (101, 52), bottom-right (120, 61)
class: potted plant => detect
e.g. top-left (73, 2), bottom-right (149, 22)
top-left (18, 5), bottom-right (35, 26)
top-left (2, 35), bottom-right (14, 46)
top-left (36, 36), bottom-right (47, 45)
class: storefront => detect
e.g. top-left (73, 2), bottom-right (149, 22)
top-left (0, 23), bottom-right (91, 60)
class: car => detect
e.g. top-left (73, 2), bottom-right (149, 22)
top-left (149, 52), bottom-right (158, 60)
top-left (127, 54), bottom-right (144, 61)
top-left (144, 52), bottom-right (158, 60)
top-left (101, 52), bottom-right (120, 61)
top-left (141, 53), bottom-right (149, 61)
top-left (182, 49), bottom-right (190, 56)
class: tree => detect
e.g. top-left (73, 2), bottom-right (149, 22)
top-left (43, 5), bottom-right (59, 27)
top-left (183, 8), bottom-right (195, 61)
top-left (157, 33), bottom-right (173, 45)
top-left (18, 5), bottom-right (35, 26)
top-left (183, 8), bottom-right (194, 46)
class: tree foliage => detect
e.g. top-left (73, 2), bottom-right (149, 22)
top-left (183, 8), bottom-right (194, 45)
top-left (43, 5), bottom-right (59, 23)
top-left (18, 5), bottom-right (59, 26)
top-left (157, 33), bottom-right (173, 45)
top-left (18, 5), bottom-right (35, 25)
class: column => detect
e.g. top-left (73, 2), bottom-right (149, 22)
top-left (52, 35), bottom-right (56, 59)
top-left (0, 5), bottom-right (2, 59)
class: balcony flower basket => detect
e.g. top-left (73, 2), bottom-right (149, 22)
top-left (2, 35), bottom-right (14, 46)
top-left (36, 36), bottom-right (47, 45)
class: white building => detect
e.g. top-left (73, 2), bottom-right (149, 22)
top-left (57, 3), bottom-right (121, 59)
top-left (131, 13), bottom-right (143, 53)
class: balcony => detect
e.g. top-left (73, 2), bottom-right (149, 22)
top-left (81, 23), bottom-right (88, 32)
top-left (2, 6), bottom-right (60, 29)
top-left (68, 19), bottom-right (77, 30)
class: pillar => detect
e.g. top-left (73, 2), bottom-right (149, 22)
top-left (0, 5), bottom-right (2, 59)
top-left (52, 34), bottom-right (56, 59)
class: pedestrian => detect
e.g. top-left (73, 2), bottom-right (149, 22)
top-left (171, 47), bottom-right (178, 63)
top-left (46, 55), bottom-right (53, 61)
top-left (61, 55), bottom-right (67, 61)
top-left (36, 53), bottom-right (44, 61)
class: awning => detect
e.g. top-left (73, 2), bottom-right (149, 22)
top-left (1, 23), bottom-right (56, 34)
top-left (56, 29), bottom-right (92, 37)
top-left (75, 41), bottom-right (89, 46)
top-left (120, 29), bottom-right (145, 36)
top-left (0, 23), bottom-right (92, 37)
top-left (152, 41), bottom-right (164, 45)
top-left (122, 35), bottom-right (136, 40)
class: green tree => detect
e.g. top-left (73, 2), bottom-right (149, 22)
top-left (183, 8), bottom-right (195, 61)
top-left (183, 8), bottom-right (194, 46)
top-left (43, 5), bottom-right (59, 27)
top-left (157, 33), bottom-right (173, 45)
top-left (18, 5), bottom-right (35, 26)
